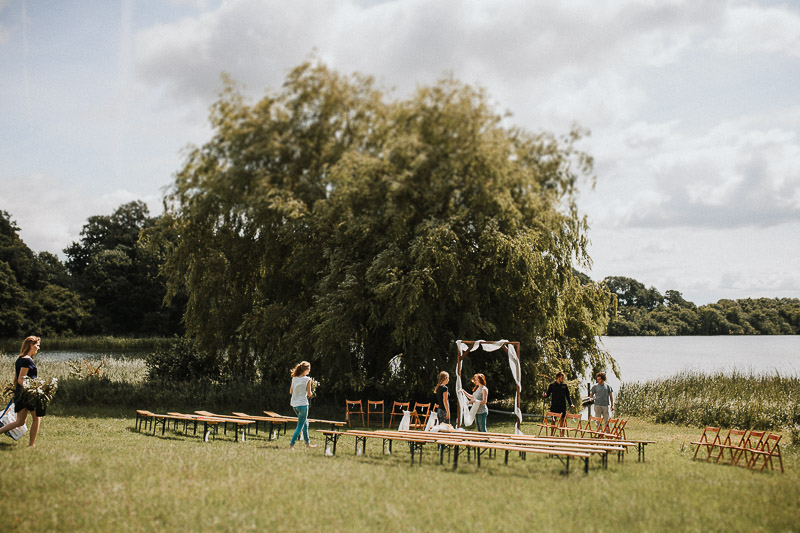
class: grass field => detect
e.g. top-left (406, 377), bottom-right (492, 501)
top-left (1, 409), bottom-right (796, 532)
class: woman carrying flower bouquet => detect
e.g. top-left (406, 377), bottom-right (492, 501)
top-left (0, 336), bottom-right (45, 446)
top-left (288, 361), bottom-right (316, 449)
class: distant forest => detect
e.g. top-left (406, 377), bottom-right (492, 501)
top-left (0, 202), bottom-right (183, 338)
top-left (602, 276), bottom-right (800, 336)
top-left (1, 203), bottom-right (798, 339)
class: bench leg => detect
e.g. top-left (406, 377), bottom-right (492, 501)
top-left (452, 445), bottom-right (460, 470)
top-left (584, 457), bottom-right (589, 475)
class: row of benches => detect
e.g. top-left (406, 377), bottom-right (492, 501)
top-left (316, 427), bottom-right (651, 474)
top-left (691, 426), bottom-right (784, 472)
top-left (134, 410), bottom-right (345, 442)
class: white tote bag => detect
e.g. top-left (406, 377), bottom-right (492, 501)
top-left (0, 400), bottom-right (28, 441)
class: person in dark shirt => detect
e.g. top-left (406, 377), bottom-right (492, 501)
top-left (542, 371), bottom-right (574, 422)
top-left (434, 371), bottom-right (450, 424)
top-left (0, 335), bottom-right (45, 446)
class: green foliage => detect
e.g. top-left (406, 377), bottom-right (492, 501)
top-left (0, 211), bottom-right (91, 337)
top-left (64, 201), bottom-right (183, 335)
top-left (605, 275), bottom-right (800, 336)
top-left (616, 370), bottom-right (800, 430)
top-left (150, 61), bottom-right (613, 399)
top-left (145, 337), bottom-right (221, 382)
top-left (2, 413), bottom-right (798, 532)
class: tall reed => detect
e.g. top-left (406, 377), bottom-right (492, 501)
top-left (616, 370), bottom-right (800, 430)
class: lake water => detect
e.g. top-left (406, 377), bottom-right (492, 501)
top-left (29, 336), bottom-right (800, 391)
top-left (594, 335), bottom-right (800, 394)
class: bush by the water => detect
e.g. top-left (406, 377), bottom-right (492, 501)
top-left (616, 370), bottom-right (800, 431)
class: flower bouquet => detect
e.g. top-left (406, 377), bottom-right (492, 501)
top-left (20, 376), bottom-right (59, 408)
top-left (310, 378), bottom-right (321, 398)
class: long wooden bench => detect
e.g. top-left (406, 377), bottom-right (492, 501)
top-left (134, 411), bottom-right (236, 442)
top-left (195, 411), bottom-right (290, 440)
top-left (317, 429), bottom-right (594, 474)
top-left (263, 410), bottom-right (346, 432)
top-left (432, 427), bottom-right (651, 462)
top-left (169, 412), bottom-right (254, 442)
top-left (392, 429), bottom-right (626, 468)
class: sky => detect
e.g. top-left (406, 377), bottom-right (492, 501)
top-left (1, 0), bottom-right (799, 305)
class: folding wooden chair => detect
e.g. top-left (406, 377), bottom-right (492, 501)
top-left (691, 426), bottom-right (721, 461)
top-left (563, 413), bottom-right (583, 437)
top-left (411, 402), bottom-right (431, 430)
top-left (389, 401), bottom-right (410, 428)
top-left (713, 429), bottom-right (747, 465)
top-left (366, 400), bottom-right (385, 428)
top-left (537, 411), bottom-right (566, 436)
top-left (736, 430), bottom-right (766, 468)
top-left (345, 400), bottom-right (365, 427)
top-left (587, 416), bottom-right (605, 436)
top-left (747, 433), bottom-right (784, 472)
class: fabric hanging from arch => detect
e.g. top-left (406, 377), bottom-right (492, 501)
top-left (455, 339), bottom-right (523, 435)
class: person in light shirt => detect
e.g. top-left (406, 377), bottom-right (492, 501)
top-left (289, 361), bottom-right (317, 449)
top-left (590, 372), bottom-right (614, 431)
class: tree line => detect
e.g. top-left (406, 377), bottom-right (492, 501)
top-left (4, 62), bottom-right (796, 401)
top-left (604, 276), bottom-right (800, 335)
top-left (0, 201), bottom-right (183, 338)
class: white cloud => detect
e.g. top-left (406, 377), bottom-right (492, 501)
top-left (706, 3), bottom-right (800, 57)
top-left (0, 173), bottom-right (162, 256)
top-left (131, 0), bottom-right (723, 130)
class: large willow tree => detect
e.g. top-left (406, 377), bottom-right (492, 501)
top-left (151, 62), bottom-right (612, 400)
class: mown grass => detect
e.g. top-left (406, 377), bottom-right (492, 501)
top-left (0, 411), bottom-right (797, 532)
top-left (616, 370), bottom-right (800, 431)
top-left (0, 336), bottom-right (172, 355)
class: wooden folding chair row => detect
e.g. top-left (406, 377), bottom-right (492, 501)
top-left (345, 400), bottom-right (435, 429)
top-left (691, 426), bottom-right (784, 472)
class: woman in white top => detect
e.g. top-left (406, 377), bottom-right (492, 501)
top-left (289, 361), bottom-right (316, 449)
top-left (463, 373), bottom-right (489, 432)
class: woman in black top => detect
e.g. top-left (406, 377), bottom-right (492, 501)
top-left (434, 371), bottom-right (450, 423)
top-left (0, 335), bottom-right (44, 446)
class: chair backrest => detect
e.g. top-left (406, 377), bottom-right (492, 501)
top-left (743, 429), bottom-right (765, 449)
top-left (391, 401), bottom-right (410, 413)
top-left (763, 433), bottom-right (782, 452)
top-left (413, 402), bottom-right (431, 415)
top-left (612, 418), bottom-right (627, 437)
top-left (699, 426), bottom-right (722, 444)
top-left (367, 400), bottom-right (384, 412)
top-left (346, 400), bottom-right (363, 413)
top-left (602, 418), bottom-right (619, 434)
top-left (722, 428), bottom-right (747, 446)
top-left (544, 411), bottom-right (565, 425)
top-left (588, 415), bottom-right (604, 428)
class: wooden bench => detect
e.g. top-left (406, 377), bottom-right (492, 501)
top-left (137, 412), bottom-right (228, 442)
top-left (176, 412), bottom-right (254, 442)
top-left (318, 429), bottom-right (594, 474)
top-left (195, 411), bottom-right (287, 440)
top-left (263, 410), bottom-right (346, 432)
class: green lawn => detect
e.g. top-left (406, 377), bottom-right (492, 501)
top-left (1, 410), bottom-right (797, 532)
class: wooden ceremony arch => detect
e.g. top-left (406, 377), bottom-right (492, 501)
top-left (455, 340), bottom-right (522, 434)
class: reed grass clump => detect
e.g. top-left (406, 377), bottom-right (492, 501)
top-left (616, 370), bottom-right (800, 431)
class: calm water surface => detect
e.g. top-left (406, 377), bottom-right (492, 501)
top-left (31, 336), bottom-right (800, 390)
top-left (596, 335), bottom-right (800, 393)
